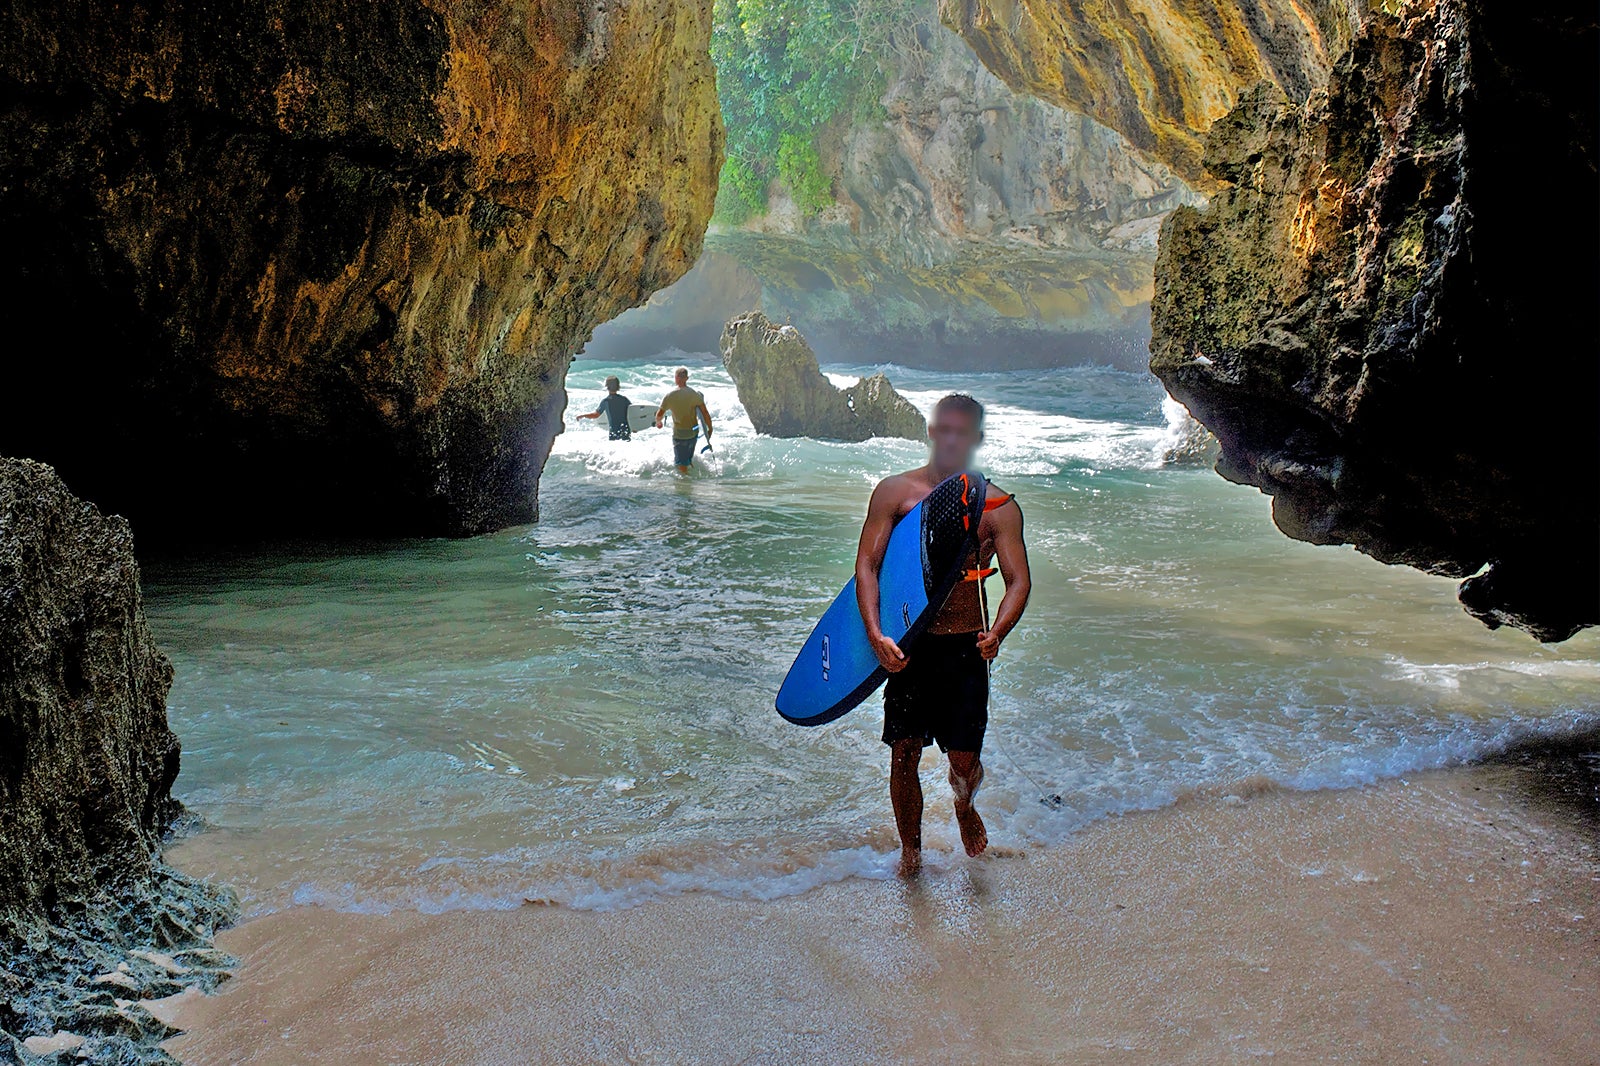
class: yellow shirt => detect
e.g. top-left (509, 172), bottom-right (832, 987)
top-left (660, 387), bottom-right (705, 439)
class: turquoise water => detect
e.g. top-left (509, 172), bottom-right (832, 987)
top-left (148, 358), bottom-right (1600, 915)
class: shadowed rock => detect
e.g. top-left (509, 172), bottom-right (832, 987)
top-left (1149, 0), bottom-right (1597, 641)
top-left (720, 313), bottom-right (926, 442)
top-left (946, 0), bottom-right (1596, 641)
top-left (0, 457), bottom-right (235, 1061)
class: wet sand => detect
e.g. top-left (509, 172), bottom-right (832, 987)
top-left (166, 762), bottom-right (1599, 1065)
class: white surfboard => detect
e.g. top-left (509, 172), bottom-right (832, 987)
top-left (626, 404), bottom-right (657, 433)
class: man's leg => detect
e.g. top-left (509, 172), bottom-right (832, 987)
top-left (889, 738), bottom-right (925, 876)
top-left (947, 750), bottom-right (988, 857)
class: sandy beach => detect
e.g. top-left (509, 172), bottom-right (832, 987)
top-left (166, 755), bottom-right (1598, 1065)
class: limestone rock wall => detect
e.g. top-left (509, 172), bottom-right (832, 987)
top-left (1149, 0), bottom-right (1597, 640)
top-left (939, 0), bottom-right (1363, 186)
top-left (0, 0), bottom-right (722, 539)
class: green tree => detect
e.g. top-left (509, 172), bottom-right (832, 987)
top-left (711, 0), bottom-right (928, 220)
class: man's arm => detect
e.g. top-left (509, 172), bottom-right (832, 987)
top-left (855, 479), bottom-right (909, 673)
top-left (975, 500), bottom-right (1030, 661)
top-left (696, 401), bottom-right (713, 440)
top-left (654, 399), bottom-right (668, 430)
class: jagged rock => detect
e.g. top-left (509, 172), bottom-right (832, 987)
top-left (1149, 0), bottom-right (1597, 641)
top-left (844, 375), bottom-right (929, 442)
top-left (0, 457), bottom-right (179, 921)
top-left (720, 313), bottom-right (926, 442)
top-left (588, 2), bottom-right (1196, 368)
top-left (0, 0), bottom-right (721, 540)
top-left (940, 0), bottom-right (1359, 186)
top-left (0, 457), bottom-right (236, 1062)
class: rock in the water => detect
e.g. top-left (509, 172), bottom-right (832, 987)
top-left (0, 457), bottom-right (235, 1061)
top-left (1149, 0), bottom-right (1597, 642)
top-left (720, 313), bottom-right (926, 442)
top-left (0, 0), bottom-right (722, 541)
top-left (844, 375), bottom-right (929, 442)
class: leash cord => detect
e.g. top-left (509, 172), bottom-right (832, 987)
top-left (977, 563), bottom-right (1063, 810)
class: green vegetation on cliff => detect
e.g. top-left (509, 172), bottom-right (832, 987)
top-left (711, 0), bottom-right (922, 219)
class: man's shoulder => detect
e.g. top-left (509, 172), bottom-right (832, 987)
top-left (871, 470), bottom-right (933, 510)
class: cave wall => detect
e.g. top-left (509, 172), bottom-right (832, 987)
top-left (586, 5), bottom-right (1197, 370)
top-left (939, 0), bottom-right (1364, 187)
top-left (945, 0), bottom-right (1596, 640)
top-left (0, 0), bottom-right (721, 539)
top-left (1150, 0), bottom-right (1598, 641)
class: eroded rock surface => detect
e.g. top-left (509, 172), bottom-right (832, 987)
top-left (0, 0), bottom-right (721, 539)
top-left (0, 457), bottom-right (235, 1063)
top-left (1150, 0), bottom-right (1598, 640)
top-left (940, 0), bottom-right (1361, 186)
top-left (720, 313), bottom-right (926, 441)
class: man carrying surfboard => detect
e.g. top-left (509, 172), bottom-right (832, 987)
top-left (855, 394), bottom-right (1030, 876)
top-left (575, 376), bottom-right (633, 440)
top-left (654, 366), bottom-right (714, 474)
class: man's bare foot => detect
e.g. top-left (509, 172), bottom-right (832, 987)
top-left (951, 759), bottom-right (988, 857)
top-left (898, 847), bottom-right (922, 878)
top-left (954, 802), bottom-right (988, 857)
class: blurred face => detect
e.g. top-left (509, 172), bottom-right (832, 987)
top-left (928, 405), bottom-right (982, 473)
top-left (675, 370), bottom-right (688, 387)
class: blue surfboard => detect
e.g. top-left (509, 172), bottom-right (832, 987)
top-left (776, 470), bottom-right (988, 726)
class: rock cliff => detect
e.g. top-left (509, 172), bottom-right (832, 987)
top-left (1150, 0), bottom-right (1597, 641)
top-left (0, 0), bottom-right (721, 539)
top-left (720, 312), bottom-right (926, 441)
top-left (0, 458), bottom-right (234, 1062)
top-left (939, 0), bottom-right (1361, 187)
top-left (587, 3), bottom-right (1196, 369)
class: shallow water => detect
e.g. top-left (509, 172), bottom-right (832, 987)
top-left (148, 357), bottom-right (1600, 915)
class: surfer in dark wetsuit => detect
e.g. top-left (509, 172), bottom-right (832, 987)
top-left (855, 393), bottom-right (1031, 877)
top-left (576, 376), bottom-right (633, 440)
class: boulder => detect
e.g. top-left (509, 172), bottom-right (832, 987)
top-left (0, 458), bottom-right (178, 918)
top-left (720, 313), bottom-right (926, 442)
top-left (0, 457), bottom-right (234, 1059)
top-left (845, 375), bottom-right (930, 442)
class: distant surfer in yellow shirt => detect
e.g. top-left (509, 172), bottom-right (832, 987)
top-left (654, 366), bottom-right (713, 474)
top-left (855, 394), bottom-right (1031, 876)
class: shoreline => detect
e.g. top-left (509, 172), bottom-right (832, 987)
top-left (166, 757), bottom-right (1598, 1065)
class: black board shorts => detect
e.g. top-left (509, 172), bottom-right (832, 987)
top-left (882, 631), bottom-right (988, 753)
top-left (672, 434), bottom-right (697, 466)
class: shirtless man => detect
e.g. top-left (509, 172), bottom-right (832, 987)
top-left (854, 393), bottom-right (1031, 877)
